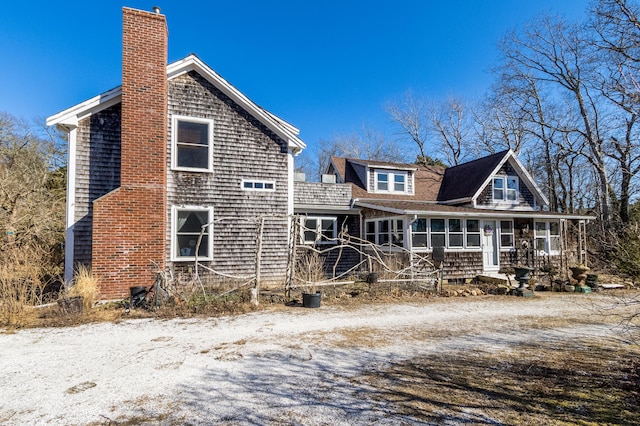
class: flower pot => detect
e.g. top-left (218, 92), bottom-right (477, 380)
top-left (302, 291), bottom-right (321, 308)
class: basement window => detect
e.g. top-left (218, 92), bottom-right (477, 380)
top-left (172, 206), bottom-right (213, 260)
top-left (172, 115), bottom-right (213, 172)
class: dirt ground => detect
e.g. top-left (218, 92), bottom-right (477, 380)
top-left (1, 291), bottom-right (639, 425)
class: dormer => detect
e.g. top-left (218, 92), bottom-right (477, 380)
top-left (437, 149), bottom-right (548, 211)
top-left (348, 159), bottom-right (417, 196)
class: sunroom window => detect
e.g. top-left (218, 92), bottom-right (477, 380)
top-left (365, 219), bottom-right (404, 247)
top-left (534, 221), bottom-right (560, 254)
top-left (500, 220), bottom-right (514, 248)
top-left (172, 116), bottom-right (213, 172)
top-left (172, 206), bottom-right (213, 260)
top-left (301, 216), bottom-right (337, 244)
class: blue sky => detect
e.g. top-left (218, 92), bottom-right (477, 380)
top-left (1, 1), bottom-right (588, 157)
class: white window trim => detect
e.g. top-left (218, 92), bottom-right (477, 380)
top-left (374, 170), bottom-right (409, 194)
top-left (365, 217), bottom-right (405, 248)
top-left (410, 218), bottom-right (482, 252)
top-left (301, 216), bottom-right (338, 244)
top-left (241, 179), bottom-right (276, 192)
top-left (171, 115), bottom-right (214, 172)
top-left (534, 220), bottom-right (561, 255)
top-left (499, 220), bottom-right (515, 251)
top-left (171, 205), bottom-right (214, 261)
top-left (493, 176), bottom-right (519, 203)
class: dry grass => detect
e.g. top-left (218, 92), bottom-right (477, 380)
top-left (358, 338), bottom-right (640, 425)
top-left (67, 264), bottom-right (100, 311)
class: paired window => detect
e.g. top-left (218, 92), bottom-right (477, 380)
top-left (493, 176), bottom-right (518, 202)
top-left (534, 221), bottom-right (560, 254)
top-left (172, 206), bottom-right (213, 260)
top-left (242, 179), bottom-right (275, 191)
top-left (172, 116), bottom-right (213, 172)
top-left (365, 219), bottom-right (404, 247)
top-left (375, 170), bottom-right (408, 194)
top-left (301, 216), bottom-right (337, 244)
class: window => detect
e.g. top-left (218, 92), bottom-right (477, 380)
top-left (172, 116), bottom-right (213, 172)
top-left (411, 218), bottom-right (428, 248)
top-left (493, 177), bottom-right (504, 200)
top-left (506, 177), bottom-right (518, 201)
top-left (242, 179), bottom-right (275, 191)
top-left (430, 219), bottom-right (446, 248)
top-left (172, 206), bottom-right (213, 260)
top-left (534, 221), bottom-right (561, 254)
top-left (500, 220), bottom-right (514, 248)
top-left (448, 219), bottom-right (463, 248)
top-left (493, 176), bottom-right (519, 203)
top-left (394, 174), bottom-right (406, 192)
top-left (365, 219), bottom-right (404, 247)
top-left (376, 173), bottom-right (389, 191)
top-left (466, 220), bottom-right (481, 247)
top-left (374, 170), bottom-right (409, 194)
top-left (301, 216), bottom-right (337, 244)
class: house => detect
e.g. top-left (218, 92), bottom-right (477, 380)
top-left (294, 151), bottom-right (593, 281)
top-left (47, 7), bottom-right (305, 299)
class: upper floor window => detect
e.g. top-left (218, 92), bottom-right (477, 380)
top-left (493, 176), bottom-right (518, 202)
top-left (375, 170), bottom-right (408, 194)
top-left (172, 115), bottom-right (213, 172)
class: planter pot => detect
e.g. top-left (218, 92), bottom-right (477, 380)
top-left (366, 273), bottom-right (378, 284)
top-left (302, 291), bottom-right (321, 308)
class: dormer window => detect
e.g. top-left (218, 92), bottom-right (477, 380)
top-left (375, 170), bottom-right (408, 194)
top-left (493, 176), bottom-right (518, 202)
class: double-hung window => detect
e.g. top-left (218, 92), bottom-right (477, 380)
top-left (172, 116), bottom-right (213, 172)
top-left (500, 220), bottom-right (514, 248)
top-left (534, 221), bottom-right (561, 254)
top-left (172, 206), bottom-right (213, 260)
top-left (493, 176), bottom-right (519, 203)
top-left (466, 220), bottom-right (481, 248)
top-left (302, 216), bottom-right (337, 244)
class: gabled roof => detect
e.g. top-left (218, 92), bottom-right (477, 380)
top-left (438, 149), bottom-right (549, 207)
top-left (437, 150), bottom-right (508, 201)
top-left (47, 54), bottom-right (306, 153)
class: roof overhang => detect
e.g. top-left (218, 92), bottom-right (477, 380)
top-left (355, 200), bottom-right (595, 221)
top-left (46, 54), bottom-right (306, 153)
top-left (294, 204), bottom-right (361, 215)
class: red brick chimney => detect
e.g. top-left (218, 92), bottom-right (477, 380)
top-left (92, 7), bottom-right (168, 299)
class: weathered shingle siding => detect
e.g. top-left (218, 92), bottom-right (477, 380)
top-left (166, 71), bottom-right (290, 281)
top-left (476, 162), bottom-right (536, 208)
top-left (294, 182), bottom-right (352, 206)
top-left (73, 104), bottom-right (122, 266)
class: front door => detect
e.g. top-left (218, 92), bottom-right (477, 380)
top-left (482, 220), bottom-right (499, 272)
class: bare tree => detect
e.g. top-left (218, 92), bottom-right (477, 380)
top-left (497, 14), bottom-right (612, 224)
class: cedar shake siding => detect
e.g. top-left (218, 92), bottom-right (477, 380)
top-left (73, 104), bottom-right (122, 266)
top-left (167, 71), bottom-right (290, 281)
top-left (475, 162), bottom-right (536, 208)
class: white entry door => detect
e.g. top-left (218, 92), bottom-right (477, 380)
top-left (482, 220), bottom-right (499, 272)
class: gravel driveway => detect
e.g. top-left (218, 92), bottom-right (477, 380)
top-left (0, 293), bottom-right (626, 425)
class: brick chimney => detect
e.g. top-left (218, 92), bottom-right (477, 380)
top-left (92, 7), bottom-right (168, 299)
